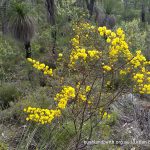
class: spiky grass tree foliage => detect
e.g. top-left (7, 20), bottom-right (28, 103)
top-left (9, 1), bottom-right (35, 58)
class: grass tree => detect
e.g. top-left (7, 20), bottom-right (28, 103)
top-left (9, 1), bottom-right (35, 58)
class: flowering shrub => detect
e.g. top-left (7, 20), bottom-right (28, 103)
top-left (23, 21), bottom-right (150, 149)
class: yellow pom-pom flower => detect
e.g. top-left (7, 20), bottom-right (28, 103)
top-left (27, 58), bottom-right (53, 76)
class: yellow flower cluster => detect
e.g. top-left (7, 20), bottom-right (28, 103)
top-left (69, 48), bottom-right (101, 67)
top-left (128, 50), bottom-right (150, 94)
top-left (70, 24), bottom-right (150, 94)
top-left (103, 65), bottom-right (112, 72)
top-left (119, 70), bottom-right (127, 75)
top-left (98, 26), bottom-right (150, 94)
top-left (58, 53), bottom-right (63, 57)
top-left (98, 26), bottom-right (132, 64)
top-left (54, 86), bottom-right (76, 109)
top-left (76, 82), bottom-right (92, 104)
top-left (57, 53), bottom-right (63, 62)
top-left (72, 22), bottom-right (95, 48)
top-left (85, 85), bottom-right (91, 92)
top-left (87, 50), bottom-right (101, 60)
top-left (99, 108), bottom-right (111, 120)
top-left (102, 112), bottom-right (111, 119)
top-left (24, 86), bottom-right (76, 124)
top-left (73, 22), bottom-right (95, 34)
top-left (133, 73), bottom-right (144, 83)
top-left (24, 107), bottom-right (61, 124)
top-left (69, 48), bottom-right (87, 66)
top-left (69, 22), bottom-right (101, 68)
top-left (71, 35), bottom-right (80, 48)
top-left (133, 71), bottom-right (150, 94)
top-left (27, 58), bottom-right (53, 76)
top-left (130, 50), bottom-right (146, 68)
top-left (80, 22), bottom-right (95, 30)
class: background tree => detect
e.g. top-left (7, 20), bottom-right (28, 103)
top-left (45, 0), bottom-right (57, 55)
top-left (9, 1), bottom-right (35, 58)
top-left (141, 0), bottom-right (146, 23)
top-left (85, 0), bottom-right (96, 19)
top-left (94, 0), bottom-right (121, 29)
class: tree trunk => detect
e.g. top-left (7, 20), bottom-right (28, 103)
top-left (51, 28), bottom-right (57, 55)
top-left (141, 3), bottom-right (146, 23)
top-left (123, 0), bottom-right (128, 22)
top-left (45, 0), bottom-right (55, 25)
top-left (86, 0), bottom-right (96, 19)
top-left (25, 41), bottom-right (32, 58)
top-left (45, 0), bottom-right (57, 55)
top-left (95, 7), bottom-right (105, 26)
top-left (134, 0), bottom-right (138, 9)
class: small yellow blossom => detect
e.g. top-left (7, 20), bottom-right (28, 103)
top-left (103, 65), bottom-right (112, 72)
top-left (58, 53), bottom-right (63, 57)
top-left (85, 86), bottom-right (91, 92)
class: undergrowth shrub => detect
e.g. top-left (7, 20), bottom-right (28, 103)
top-left (20, 20), bottom-right (150, 150)
top-left (0, 83), bottom-right (20, 109)
top-left (0, 141), bottom-right (8, 150)
top-left (0, 35), bottom-right (24, 82)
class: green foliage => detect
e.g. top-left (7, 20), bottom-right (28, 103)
top-left (102, 0), bottom-right (123, 15)
top-left (0, 141), bottom-right (8, 150)
top-left (0, 36), bottom-right (17, 60)
top-left (0, 35), bottom-right (24, 82)
top-left (0, 83), bottom-right (20, 108)
top-left (21, 86), bottom-right (55, 108)
top-left (0, 0), bottom-right (150, 149)
top-left (52, 121), bottom-right (76, 149)
top-left (105, 112), bottom-right (118, 126)
top-left (121, 9), bottom-right (140, 21)
top-left (9, 0), bottom-right (32, 17)
top-left (31, 25), bottom-right (51, 54)
top-left (145, 28), bottom-right (150, 59)
top-left (57, 2), bottom-right (86, 22)
top-left (119, 19), bottom-right (147, 52)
